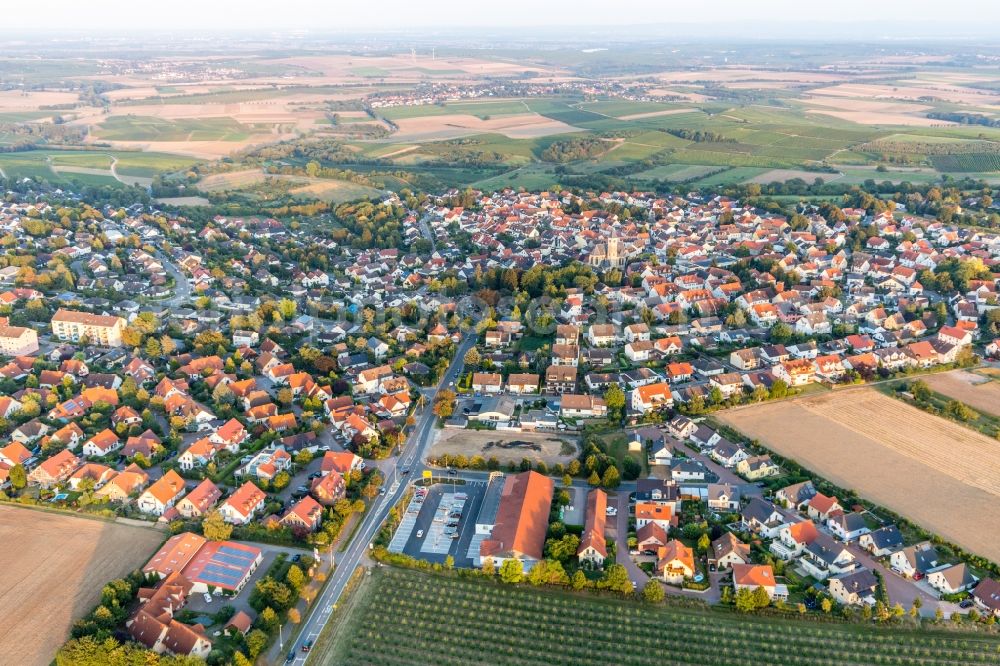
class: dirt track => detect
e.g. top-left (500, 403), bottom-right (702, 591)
top-left (719, 389), bottom-right (1000, 564)
top-left (0, 506), bottom-right (164, 665)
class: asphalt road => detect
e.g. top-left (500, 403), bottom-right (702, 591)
top-left (285, 334), bottom-right (476, 665)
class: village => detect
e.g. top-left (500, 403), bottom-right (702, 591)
top-left (0, 180), bottom-right (999, 664)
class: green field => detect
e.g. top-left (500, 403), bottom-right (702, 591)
top-left (312, 566), bottom-right (1000, 666)
top-left (0, 149), bottom-right (199, 182)
top-left (377, 99), bottom-right (532, 120)
top-left (95, 115), bottom-right (251, 141)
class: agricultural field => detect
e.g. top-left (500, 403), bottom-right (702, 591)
top-left (5, 52), bottom-right (1000, 191)
top-left (0, 150), bottom-right (199, 185)
top-left (922, 370), bottom-right (1000, 418)
top-left (311, 566), bottom-right (1000, 666)
top-left (718, 389), bottom-right (1000, 564)
top-left (0, 506), bottom-right (164, 666)
top-left (94, 115), bottom-right (251, 142)
top-left (429, 428), bottom-right (578, 467)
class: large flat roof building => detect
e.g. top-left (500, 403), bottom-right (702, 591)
top-left (143, 532), bottom-right (263, 594)
top-left (479, 471), bottom-right (554, 571)
top-left (51, 308), bottom-right (126, 347)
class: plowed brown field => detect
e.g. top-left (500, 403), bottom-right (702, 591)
top-left (719, 389), bottom-right (1000, 563)
top-left (0, 506), bottom-right (164, 666)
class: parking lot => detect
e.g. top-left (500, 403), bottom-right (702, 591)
top-left (389, 480), bottom-right (487, 567)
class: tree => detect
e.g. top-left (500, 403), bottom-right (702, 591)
top-left (245, 629), bottom-right (267, 658)
top-left (734, 587), bottom-right (757, 612)
top-left (769, 322), bottom-right (792, 343)
top-left (587, 470), bottom-right (601, 486)
top-left (751, 586), bottom-right (771, 610)
top-left (258, 606), bottom-right (279, 632)
top-left (544, 534), bottom-right (580, 563)
top-left (8, 463), bottom-right (26, 491)
top-left (642, 580), bottom-right (664, 603)
top-left (499, 559), bottom-right (523, 584)
top-left (600, 564), bottom-right (633, 596)
top-left (603, 384), bottom-right (625, 418)
top-left (697, 533), bottom-right (710, 553)
top-left (571, 569), bottom-right (588, 590)
top-left (433, 389), bottom-right (456, 420)
top-left (910, 380), bottom-right (932, 403)
top-left (285, 565), bottom-right (306, 592)
top-left (821, 597), bottom-right (833, 614)
top-left (202, 510), bottom-right (232, 541)
top-left (463, 347), bottom-right (480, 367)
top-left (278, 299), bottom-right (298, 321)
top-left (144, 336), bottom-right (162, 358)
top-left (601, 465), bottom-right (620, 488)
top-left (770, 379), bottom-right (788, 400)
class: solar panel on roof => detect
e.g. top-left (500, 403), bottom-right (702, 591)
top-left (198, 573), bottom-right (239, 587)
top-left (212, 553), bottom-right (252, 567)
top-left (217, 545), bottom-right (257, 561)
top-left (200, 564), bottom-right (241, 584)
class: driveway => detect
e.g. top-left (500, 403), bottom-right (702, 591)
top-left (609, 491), bottom-right (720, 602)
top-left (845, 541), bottom-right (961, 618)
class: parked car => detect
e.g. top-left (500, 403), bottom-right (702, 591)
top-left (416, 529), bottom-right (424, 538)
top-left (203, 593), bottom-right (212, 604)
top-left (959, 599), bottom-right (974, 609)
top-left (606, 506), bottom-right (618, 516)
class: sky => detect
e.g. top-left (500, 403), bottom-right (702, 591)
top-left (3, 0), bottom-right (1000, 37)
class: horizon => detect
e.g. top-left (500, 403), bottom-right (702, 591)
top-left (1, 1), bottom-right (999, 40)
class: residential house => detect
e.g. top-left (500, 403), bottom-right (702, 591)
top-left (576, 489), bottom-right (608, 566)
top-left (732, 564), bottom-right (787, 601)
top-left (827, 512), bottom-right (871, 542)
top-left (706, 483), bottom-right (741, 511)
top-left (829, 568), bottom-right (879, 606)
top-left (219, 482), bottom-right (266, 525)
top-left (801, 533), bottom-right (857, 580)
top-left (175, 479), bottom-right (222, 519)
top-left (311, 471), bottom-right (347, 506)
top-left (775, 481), bottom-right (816, 510)
top-left (655, 540), bottom-right (696, 585)
top-left (928, 563), bottom-right (977, 595)
top-left (709, 532), bottom-right (751, 571)
top-left (634, 502), bottom-right (676, 531)
top-left (859, 525), bottom-right (904, 557)
top-left (741, 497), bottom-right (786, 539)
top-left (806, 493), bottom-right (843, 521)
top-left (137, 470), bottom-right (186, 516)
top-left (736, 455), bottom-right (780, 480)
top-left (631, 382), bottom-right (673, 413)
top-left (281, 495), bottom-right (324, 533)
top-left (890, 542), bottom-right (943, 579)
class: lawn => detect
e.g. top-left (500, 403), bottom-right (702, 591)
top-left (601, 432), bottom-right (646, 475)
top-left (310, 566), bottom-right (1000, 666)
